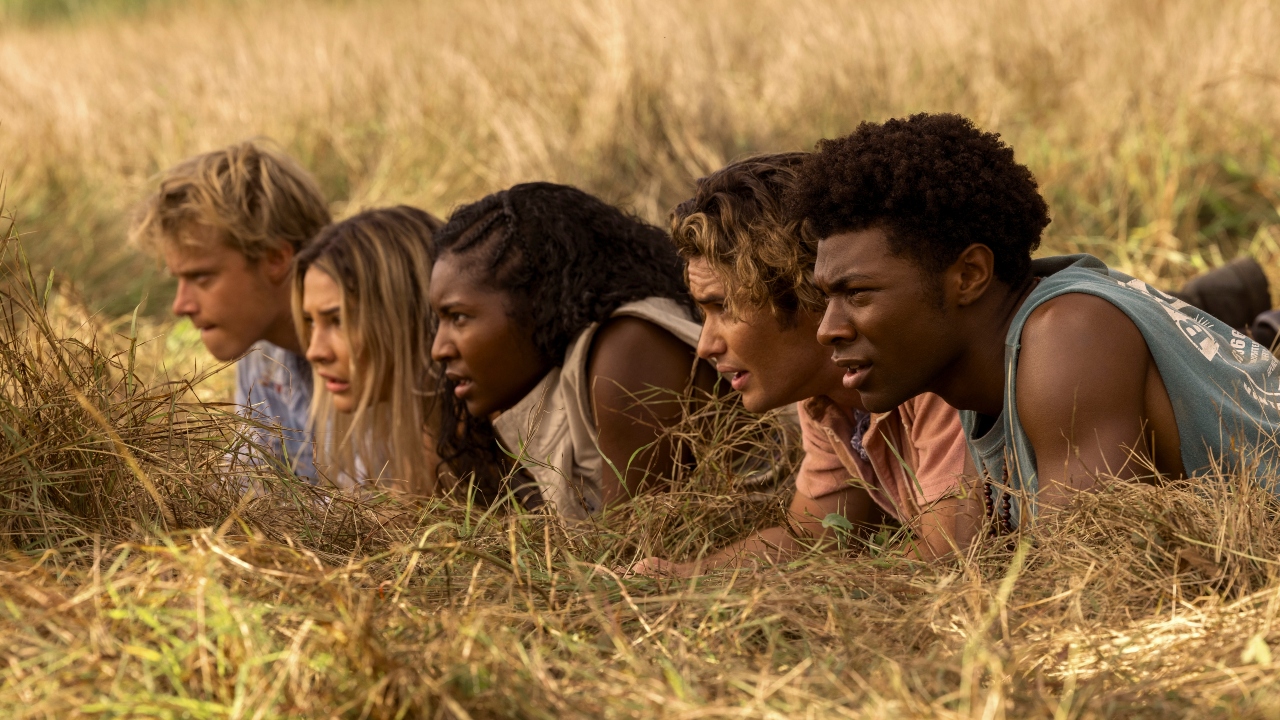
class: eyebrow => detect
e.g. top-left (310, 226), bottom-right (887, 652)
top-left (173, 267), bottom-right (217, 278)
top-left (433, 300), bottom-right (468, 315)
top-left (691, 292), bottom-right (725, 305)
top-left (304, 306), bottom-right (341, 319)
top-left (820, 271), bottom-right (875, 292)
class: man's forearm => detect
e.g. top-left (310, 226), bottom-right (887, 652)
top-left (680, 526), bottom-right (806, 572)
top-left (633, 487), bottom-right (876, 578)
top-left (904, 493), bottom-right (983, 559)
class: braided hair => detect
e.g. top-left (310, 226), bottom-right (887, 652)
top-left (433, 182), bottom-right (696, 501)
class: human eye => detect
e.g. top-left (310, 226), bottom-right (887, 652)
top-left (695, 297), bottom-right (724, 315)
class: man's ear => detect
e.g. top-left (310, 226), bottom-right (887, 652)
top-left (261, 244), bottom-right (297, 285)
top-left (949, 244), bottom-right (996, 307)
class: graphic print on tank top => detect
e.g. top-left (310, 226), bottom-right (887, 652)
top-left (960, 254), bottom-right (1280, 529)
top-left (1112, 276), bottom-right (1280, 425)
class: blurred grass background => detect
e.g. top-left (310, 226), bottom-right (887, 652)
top-left (0, 0), bottom-right (158, 24)
top-left (1, 0), bottom-right (1277, 323)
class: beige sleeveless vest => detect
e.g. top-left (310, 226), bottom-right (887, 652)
top-left (491, 297), bottom-right (702, 520)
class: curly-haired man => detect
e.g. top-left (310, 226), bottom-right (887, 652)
top-left (632, 153), bottom-right (981, 577)
top-left (789, 113), bottom-right (1280, 529)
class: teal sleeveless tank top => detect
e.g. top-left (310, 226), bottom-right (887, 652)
top-left (961, 254), bottom-right (1280, 528)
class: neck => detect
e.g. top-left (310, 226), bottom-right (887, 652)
top-left (795, 354), bottom-right (865, 411)
top-left (933, 277), bottom-right (1038, 416)
top-left (262, 284), bottom-right (304, 356)
top-left (824, 387), bottom-right (864, 411)
top-left (784, 312), bottom-right (868, 411)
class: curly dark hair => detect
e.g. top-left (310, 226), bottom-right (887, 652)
top-left (432, 182), bottom-right (696, 502)
top-left (785, 113), bottom-right (1051, 286)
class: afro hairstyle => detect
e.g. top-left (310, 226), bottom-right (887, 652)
top-left (786, 113), bottom-right (1051, 286)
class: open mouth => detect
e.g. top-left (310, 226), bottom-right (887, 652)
top-left (714, 364), bottom-right (750, 392)
top-left (841, 363), bottom-right (871, 390)
top-left (320, 374), bottom-right (350, 394)
top-left (452, 378), bottom-right (474, 399)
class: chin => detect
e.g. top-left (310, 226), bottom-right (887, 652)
top-left (207, 346), bottom-right (245, 363)
top-left (463, 398), bottom-right (490, 419)
top-left (204, 335), bottom-right (253, 362)
top-left (743, 376), bottom-right (812, 414)
top-left (741, 389), bottom-right (781, 414)
top-left (857, 388), bottom-right (908, 414)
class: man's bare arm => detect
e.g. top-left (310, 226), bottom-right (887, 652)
top-left (1015, 294), bottom-right (1155, 510)
top-left (909, 492), bottom-right (984, 559)
top-left (632, 484), bottom-right (878, 577)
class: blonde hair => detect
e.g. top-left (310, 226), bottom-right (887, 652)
top-left (293, 206), bottom-right (444, 496)
top-left (130, 139), bottom-right (331, 260)
top-left (669, 152), bottom-right (825, 320)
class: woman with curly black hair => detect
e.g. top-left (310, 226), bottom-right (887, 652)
top-left (429, 182), bottom-right (717, 517)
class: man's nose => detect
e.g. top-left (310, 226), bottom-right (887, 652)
top-left (171, 281), bottom-right (198, 317)
top-left (816, 301), bottom-right (856, 348)
top-left (695, 319), bottom-right (726, 362)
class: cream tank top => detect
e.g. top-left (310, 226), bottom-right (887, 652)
top-left (491, 297), bottom-right (703, 520)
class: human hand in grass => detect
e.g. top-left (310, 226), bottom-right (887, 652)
top-left (628, 487), bottom-right (877, 578)
top-left (628, 557), bottom-right (695, 578)
top-left (628, 537), bottom-right (784, 578)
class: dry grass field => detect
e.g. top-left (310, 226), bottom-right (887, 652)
top-left (3, 0), bottom-right (1280, 717)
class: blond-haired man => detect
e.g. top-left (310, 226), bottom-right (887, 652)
top-left (132, 140), bottom-right (331, 479)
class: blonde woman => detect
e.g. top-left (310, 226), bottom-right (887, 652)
top-left (293, 206), bottom-right (444, 495)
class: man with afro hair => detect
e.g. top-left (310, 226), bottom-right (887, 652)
top-left (789, 113), bottom-right (1280, 530)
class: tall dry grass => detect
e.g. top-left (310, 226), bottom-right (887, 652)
top-left (1, 0), bottom-right (1278, 317)
top-left (4, 1), bottom-right (1280, 716)
top-left (4, 220), bottom-right (1280, 715)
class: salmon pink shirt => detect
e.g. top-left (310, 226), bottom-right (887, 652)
top-left (795, 393), bottom-right (970, 522)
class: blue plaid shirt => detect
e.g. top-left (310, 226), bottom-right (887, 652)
top-left (235, 341), bottom-right (315, 480)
